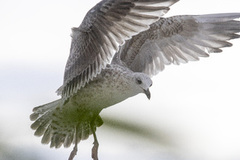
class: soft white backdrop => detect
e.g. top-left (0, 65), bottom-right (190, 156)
top-left (0, 0), bottom-right (240, 160)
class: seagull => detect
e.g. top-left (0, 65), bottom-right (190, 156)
top-left (30, 0), bottom-right (240, 159)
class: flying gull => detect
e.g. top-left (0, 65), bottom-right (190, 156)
top-left (30, 0), bottom-right (240, 159)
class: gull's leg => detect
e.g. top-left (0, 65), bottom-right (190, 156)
top-left (91, 123), bottom-right (99, 160)
top-left (68, 142), bottom-right (78, 160)
top-left (68, 124), bottom-right (80, 160)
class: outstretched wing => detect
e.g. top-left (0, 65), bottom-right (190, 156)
top-left (58, 0), bottom-right (179, 97)
top-left (115, 13), bottom-right (240, 76)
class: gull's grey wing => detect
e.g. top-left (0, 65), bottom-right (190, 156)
top-left (58, 0), bottom-right (179, 97)
top-left (114, 13), bottom-right (240, 76)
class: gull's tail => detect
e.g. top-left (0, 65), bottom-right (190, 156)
top-left (30, 99), bottom-right (103, 148)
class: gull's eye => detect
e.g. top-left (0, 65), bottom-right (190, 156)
top-left (136, 78), bottom-right (142, 85)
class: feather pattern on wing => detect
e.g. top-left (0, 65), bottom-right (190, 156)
top-left (58, 0), bottom-right (179, 98)
top-left (116, 13), bottom-right (240, 76)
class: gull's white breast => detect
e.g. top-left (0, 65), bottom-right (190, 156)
top-left (70, 65), bottom-right (139, 111)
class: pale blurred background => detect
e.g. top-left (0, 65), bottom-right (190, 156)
top-left (0, 0), bottom-right (240, 160)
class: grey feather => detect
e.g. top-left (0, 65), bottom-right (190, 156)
top-left (58, 0), bottom-right (179, 98)
top-left (116, 13), bottom-right (240, 76)
top-left (31, 98), bottom-right (104, 149)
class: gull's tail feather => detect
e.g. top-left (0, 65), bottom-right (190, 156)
top-left (30, 99), bottom-right (62, 122)
top-left (30, 99), bottom-right (103, 148)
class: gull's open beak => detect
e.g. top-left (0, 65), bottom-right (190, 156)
top-left (144, 89), bottom-right (151, 100)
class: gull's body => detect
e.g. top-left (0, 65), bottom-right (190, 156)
top-left (30, 0), bottom-right (240, 159)
top-left (31, 63), bottom-right (152, 159)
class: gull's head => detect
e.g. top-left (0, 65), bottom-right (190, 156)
top-left (133, 73), bottom-right (152, 100)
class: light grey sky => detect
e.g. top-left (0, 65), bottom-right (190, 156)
top-left (0, 0), bottom-right (240, 160)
